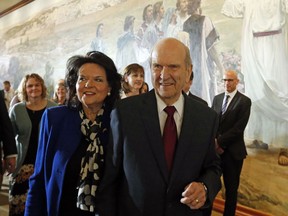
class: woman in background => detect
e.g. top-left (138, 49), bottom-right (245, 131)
top-left (9, 73), bottom-right (57, 216)
top-left (52, 81), bottom-right (67, 105)
top-left (140, 82), bottom-right (149, 94)
top-left (121, 63), bottom-right (145, 98)
top-left (25, 51), bottom-right (121, 216)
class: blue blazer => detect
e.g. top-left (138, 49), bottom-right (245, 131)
top-left (25, 105), bottom-right (110, 216)
top-left (98, 90), bottom-right (222, 216)
top-left (25, 106), bottom-right (82, 216)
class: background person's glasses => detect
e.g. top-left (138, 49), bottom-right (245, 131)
top-left (222, 79), bottom-right (234, 82)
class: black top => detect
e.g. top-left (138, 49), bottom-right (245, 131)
top-left (24, 107), bottom-right (45, 165)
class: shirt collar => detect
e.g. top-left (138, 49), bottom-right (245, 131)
top-left (155, 91), bottom-right (184, 117)
top-left (225, 89), bottom-right (237, 98)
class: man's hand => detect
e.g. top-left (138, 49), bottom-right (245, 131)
top-left (180, 182), bottom-right (207, 209)
top-left (215, 138), bottom-right (224, 155)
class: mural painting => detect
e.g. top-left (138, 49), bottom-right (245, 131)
top-left (0, 0), bottom-right (287, 215)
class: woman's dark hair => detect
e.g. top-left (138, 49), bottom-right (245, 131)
top-left (65, 51), bottom-right (121, 110)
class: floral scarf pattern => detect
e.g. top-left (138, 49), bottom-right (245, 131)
top-left (77, 108), bottom-right (106, 212)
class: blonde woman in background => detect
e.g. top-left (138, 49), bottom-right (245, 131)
top-left (9, 73), bottom-right (57, 216)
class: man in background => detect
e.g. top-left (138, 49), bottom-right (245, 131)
top-left (0, 80), bottom-right (15, 110)
top-left (183, 71), bottom-right (207, 105)
top-left (0, 94), bottom-right (17, 189)
top-left (212, 70), bottom-right (251, 216)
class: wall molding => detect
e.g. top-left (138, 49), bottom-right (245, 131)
top-left (0, 0), bottom-right (34, 18)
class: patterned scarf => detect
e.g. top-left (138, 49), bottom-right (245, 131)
top-left (77, 108), bottom-right (106, 212)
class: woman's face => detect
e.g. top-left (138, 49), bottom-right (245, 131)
top-left (26, 78), bottom-right (43, 100)
top-left (56, 85), bottom-right (66, 99)
top-left (76, 63), bottom-right (111, 110)
top-left (125, 70), bottom-right (144, 91)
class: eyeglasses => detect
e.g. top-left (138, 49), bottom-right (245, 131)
top-left (222, 79), bottom-right (235, 82)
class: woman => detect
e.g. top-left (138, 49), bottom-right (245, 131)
top-left (140, 82), bottom-right (149, 94)
top-left (121, 63), bottom-right (145, 98)
top-left (52, 81), bottom-right (67, 105)
top-left (9, 73), bottom-right (57, 216)
top-left (25, 51), bottom-right (121, 216)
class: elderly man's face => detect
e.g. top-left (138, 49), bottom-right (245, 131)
top-left (151, 39), bottom-right (191, 105)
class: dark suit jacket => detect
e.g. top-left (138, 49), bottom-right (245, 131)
top-left (99, 90), bottom-right (222, 216)
top-left (0, 90), bottom-right (4, 98)
top-left (211, 91), bottom-right (251, 160)
top-left (188, 92), bottom-right (208, 106)
top-left (0, 93), bottom-right (17, 174)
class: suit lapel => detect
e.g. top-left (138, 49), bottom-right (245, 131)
top-left (223, 91), bottom-right (240, 116)
top-left (141, 91), bottom-right (169, 182)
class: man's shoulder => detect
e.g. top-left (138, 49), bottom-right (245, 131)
top-left (186, 95), bottom-right (215, 114)
top-left (236, 91), bottom-right (252, 103)
top-left (188, 92), bottom-right (208, 105)
top-left (213, 92), bottom-right (225, 100)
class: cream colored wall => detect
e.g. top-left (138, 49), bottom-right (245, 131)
top-left (0, 0), bottom-right (63, 30)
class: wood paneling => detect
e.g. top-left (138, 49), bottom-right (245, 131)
top-left (0, 0), bottom-right (34, 18)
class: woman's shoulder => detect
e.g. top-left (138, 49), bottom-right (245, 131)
top-left (47, 105), bottom-right (76, 115)
top-left (10, 102), bottom-right (26, 112)
top-left (45, 106), bottom-right (81, 125)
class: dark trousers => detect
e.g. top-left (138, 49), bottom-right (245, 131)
top-left (221, 152), bottom-right (244, 216)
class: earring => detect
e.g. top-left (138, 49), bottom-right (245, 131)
top-left (107, 92), bottom-right (111, 96)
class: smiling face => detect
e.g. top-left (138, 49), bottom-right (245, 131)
top-left (26, 77), bottom-right (43, 100)
top-left (151, 38), bottom-right (191, 105)
top-left (56, 84), bottom-right (67, 100)
top-left (125, 69), bottom-right (144, 91)
top-left (76, 63), bottom-right (111, 112)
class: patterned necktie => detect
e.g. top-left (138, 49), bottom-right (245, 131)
top-left (163, 106), bottom-right (177, 172)
top-left (222, 95), bottom-right (230, 114)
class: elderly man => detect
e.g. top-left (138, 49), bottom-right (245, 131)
top-left (98, 38), bottom-right (221, 216)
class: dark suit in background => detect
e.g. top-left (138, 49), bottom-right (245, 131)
top-left (211, 70), bottom-right (251, 216)
top-left (0, 89), bottom-right (4, 98)
top-left (0, 94), bottom-right (17, 180)
top-left (188, 92), bottom-right (208, 106)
